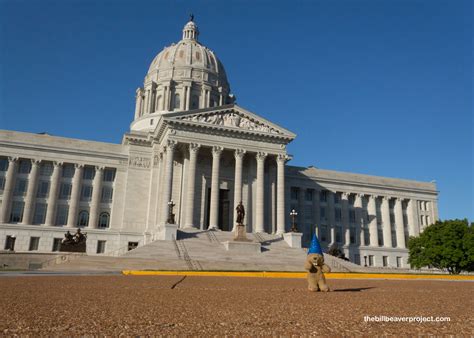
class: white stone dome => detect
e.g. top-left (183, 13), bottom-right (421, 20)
top-left (131, 17), bottom-right (235, 132)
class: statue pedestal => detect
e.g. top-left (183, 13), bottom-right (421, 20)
top-left (223, 240), bottom-right (261, 254)
top-left (233, 224), bottom-right (251, 242)
top-left (283, 232), bottom-right (303, 248)
top-left (157, 223), bottom-right (178, 241)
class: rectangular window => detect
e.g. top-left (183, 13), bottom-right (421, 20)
top-left (59, 183), bottom-right (72, 200)
top-left (389, 199), bottom-right (395, 209)
top-left (36, 181), bottom-right (50, 198)
top-left (334, 192), bottom-right (341, 204)
top-left (62, 164), bottom-right (75, 178)
top-left (52, 238), bottom-right (62, 252)
top-left (305, 189), bottom-right (313, 202)
top-left (364, 228), bottom-right (370, 246)
top-left (378, 229), bottom-right (384, 246)
top-left (382, 256), bottom-right (388, 267)
top-left (83, 166), bottom-right (95, 180)
top-left (4, 235), bottom-right (16, 251)
top-left (96, 240), bottom-right (106, 254)
top-left (55, 204), bottom-right (69, 226)
top-left (101, 186), bottom-right (113, 203)
top-left (14, 178), bottom-right (28, 196)
top-left (18, 160), bottom-right (31, 174)
top-left (396, 256), bottom-right (402, 268)
top-left (392, 232), bottom-right (397, 248)
top-left (29, 237), bottom-right (40, 251)
top-left (368, 255), bottom-right (374, 267)
top-left (320, 190), bottom-right (327, 202)
top-left (304, 205), bottom-right (313, 220)
top-left (81, 185), bottom-right (93, 201)
top-left (349, 210), bottom-right (356, 223)
top-left (320, 207), bottom-right (326, 221)
top-left (103, 168), bottom-right (116, 182)
top-left (335, 208), bottom-right (342, 222)
top-left (33, 203), bottom-right (47, 224)
top-left (354, 254), bottom-right (361, 265)
top-left (0, 176), bottom-right (5, 194)
top-left (348, 194), bottom-right (355, 205)
top-left (320, 225), bottom-right (327, 242)
top-left (290, 187), bottom-right (299, 200)
top-left (0, 158), bottom-right (8, 171)
top-left (39, 162), bottom-right (53, 176)
top-left (335, 226), bottom-right (342, 243)
top-left (350, 227), bottom-right (355, 244)
top-left (10, 201), bottom-right (25, 223)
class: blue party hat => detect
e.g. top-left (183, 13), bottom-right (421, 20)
top-left (308, 233), bottom-right (323, 255)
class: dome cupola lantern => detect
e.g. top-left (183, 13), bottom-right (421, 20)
top-left (182, 14), bottom-right (199, 41)
top-left (131, 16), bottom-right (235, 132)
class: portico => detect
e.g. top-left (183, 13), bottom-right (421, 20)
top-left (130, 105), bottom-right (296, 234)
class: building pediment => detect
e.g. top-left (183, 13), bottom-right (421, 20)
top-left (160, 104), bottom-right (296, 141)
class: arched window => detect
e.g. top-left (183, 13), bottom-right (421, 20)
top-left (174, 94), bottom-right (180, 110)
top-left (98, 212), bottom-right (110, 229)
top-left (77, 210), bottom-right (89, 227)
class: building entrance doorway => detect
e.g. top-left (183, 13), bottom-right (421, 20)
top-left (205, 188), bottom-right (231, 231)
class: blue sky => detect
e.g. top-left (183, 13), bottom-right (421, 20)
top-left (0, 0), bottom-right (472, 220)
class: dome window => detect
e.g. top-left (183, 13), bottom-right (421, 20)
top-left (174, 94), bottom-right (181, 110)
top-left (195, 52), bottom-right (201, 61)
top-left (191, 95), bottom-right (199, 109)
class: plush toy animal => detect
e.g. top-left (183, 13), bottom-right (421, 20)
top-left (305, 234), bottom-right (331, 292)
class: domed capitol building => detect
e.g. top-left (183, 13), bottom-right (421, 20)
top-left (0, 18), bottom-right (438, 268)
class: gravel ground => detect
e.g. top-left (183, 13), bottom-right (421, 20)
top-left (1, 275), bottom-right (472, 335)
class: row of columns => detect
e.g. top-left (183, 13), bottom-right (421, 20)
top-left (298, 187), bottom-right (419, 249)
top-left (158, 140), bottom-right (289, 234)
top-left (0, 158), bottom-right (107, 229)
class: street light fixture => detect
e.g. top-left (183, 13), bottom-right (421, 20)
top-left (290, 209), bottom-right (298, 232)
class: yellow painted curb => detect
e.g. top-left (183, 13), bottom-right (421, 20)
top-left (121, 270), bottom-right (474, 281)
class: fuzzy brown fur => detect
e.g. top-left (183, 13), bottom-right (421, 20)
top-left (304, 253), bottom-right (331, 292)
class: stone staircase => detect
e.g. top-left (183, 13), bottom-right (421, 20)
top-left (43, 229), bottom-right (365, 272)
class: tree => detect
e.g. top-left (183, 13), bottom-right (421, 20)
top-left (408, 219), bottom-right (474, 274)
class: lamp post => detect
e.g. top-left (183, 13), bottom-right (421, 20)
top-left (290, 209), bottom-right (298, 232)
top-left (167, 200), bottom-right (176, 224)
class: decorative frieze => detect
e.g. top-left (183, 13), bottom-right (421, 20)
top-left (128, 156), bottom-right (151, 169)
top-left (179, 111), bottom-right (283, 135)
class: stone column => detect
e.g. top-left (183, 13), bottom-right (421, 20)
top-left (186, 86), bottom-right (191, 110)
top-left (161, 140), bottom-right (177, 225)
top-left (88, 166), bottom-right (104, 228)
top-left (341, 192), bottom-right (350, 245)
top-left (134, 88), bottom-right (143, 119)
top-left (367, 195), bottom-right (378, 247)
top-left (209, 146), bottom-right (223, 229)
top-left (0, 157), bottom-right (18, 223)
top-left (276, 154), bottom-right (287, 235)
top-left (407, 199), bottom-right (418, 237)
top-left (67, 164), bottom-right (84, 227)
top-left (255, 152), bottom-right (267, 233)
top-left (354, 194), bottom-right (364, 246)
top-left (394, 198), bottom-right (406, 248)
top-left (143, 89), bottom-right (150, 115)
top-left (328, 191), bottom-right (336, 244)
top-left (22, 159), bottom-right (41, 225)
top-left (381, 196), bottom-right (392, 248)
top-left (232, 149), bottom-right (246, 230)
top-left (44, 161), bottom-right (63, 226)
top-left (184, 143), bottom-right (200, 228)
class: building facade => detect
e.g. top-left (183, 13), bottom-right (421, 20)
top-left (0, 19), bottom-right (438, 268)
